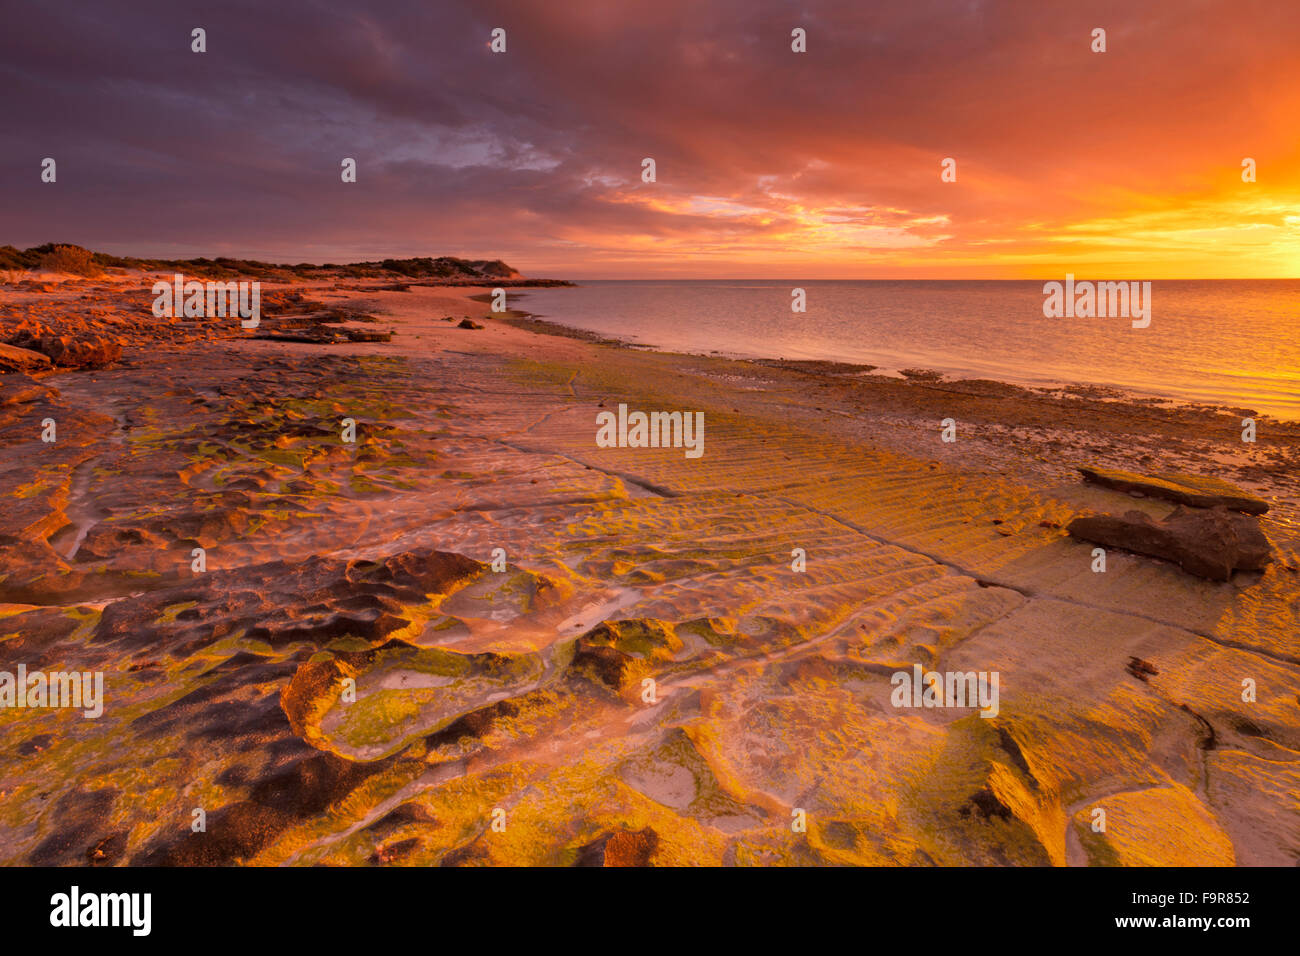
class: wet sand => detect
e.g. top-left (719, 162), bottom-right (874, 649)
top-left (2, 275), bottom-right (1298, 866)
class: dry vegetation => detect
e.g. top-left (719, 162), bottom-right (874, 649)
top-left (37, 244), bottom-right (101, 277)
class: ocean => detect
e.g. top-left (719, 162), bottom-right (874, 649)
top-left (516, 280), bottom-right (1300, 421)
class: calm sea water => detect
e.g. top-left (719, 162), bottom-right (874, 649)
top-left (517, 280), bottom-right (1300, 421)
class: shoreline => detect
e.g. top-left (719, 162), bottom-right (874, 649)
top-left (500, 304), bottom-right (1300, 511)
top-left (508, 285), bottom-right (1300, 425)
top-left (514, 305), bottom-right (1300, 427)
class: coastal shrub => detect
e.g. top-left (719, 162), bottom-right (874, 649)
top-left (38, 244), bottom-right (100, 276)
top-left (0, 245), bottom-right (29, 270)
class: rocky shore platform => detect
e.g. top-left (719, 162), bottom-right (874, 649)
top-left (2, 271), bottom-right (1298, 866)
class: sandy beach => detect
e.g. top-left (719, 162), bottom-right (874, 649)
top-left (2, 273), bottom-right (1298, 867)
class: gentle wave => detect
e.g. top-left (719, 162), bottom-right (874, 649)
top-left (519, 280), bottom-right (1300, 420)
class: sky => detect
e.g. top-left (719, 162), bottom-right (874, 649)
top-left (2, 0), bottom-right (1298, 278)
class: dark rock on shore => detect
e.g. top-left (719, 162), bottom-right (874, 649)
top-left (0, 342), bottom-right (53, 373)
top-left (899, 368), bottom-right (945, 382)
top-left (1067, 505), bottom-right (1272, 580)
top-left (751, 359), bottom-right (878, 376)
top-left (5, 330), bottom-right (122, 369)
top-left (343, 329), bottom-right (391, 342)
top-left (1078, 466), bottom-right (1268, 515)
top-left (37, 332), bottom-right (122, 368)
top-left (251, 326), bottom-right (392, 345)
top-left (574, 827), bottom-right (659, 866)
